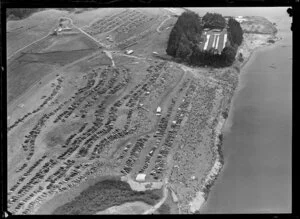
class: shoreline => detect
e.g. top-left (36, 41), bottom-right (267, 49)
top-left (189, 32), bottom-right (281, 214)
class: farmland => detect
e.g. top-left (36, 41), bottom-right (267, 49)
top-left (7, 8), bottom-right (278, 215)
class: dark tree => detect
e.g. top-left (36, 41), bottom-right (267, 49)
top-left (221, 45), bottom-right (237, 66)
top-left (167, 11), bottom-right (240, 68)
top-left (202, 12), bottom-right (226, 29)
top-left (6, 8), bottom-right (40, 20)
top-left (166, 11), bottom-right (202, 58)
top-left (227, 17), bottom-right (244, 46)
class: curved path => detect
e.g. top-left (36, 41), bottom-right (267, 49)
top-left (142, 178), bottom-right (169, 214)
top-left (156, 15), bottom-right (171, 33)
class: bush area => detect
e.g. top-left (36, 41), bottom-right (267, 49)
top-left (6, 8), bottom-right (75, 21)
top-left (227, 18), bottom-right (244, 46)
top-left (166, 11), bottom-right (202, 61)
top-left (166, 11), bottom-right (243, 68)
top-left (52, 180), bottom-right (163, 215)
top-left (202, 12), bottom-right (226, 29)
top-left (157, 203), bottom-right (171, 214)
top-left (6, 9), bottom-right (41, 20)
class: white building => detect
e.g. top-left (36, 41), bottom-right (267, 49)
top-left (156, 106), bottom-right (162, 115)
top-left (136, 173), bottom-right (146, 181)
top-left (125, 50), bottom-right (133, 55)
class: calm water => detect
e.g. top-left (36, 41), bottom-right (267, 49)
top-left (190, 8), bottom-right (292, 213)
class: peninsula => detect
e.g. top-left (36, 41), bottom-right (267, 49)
top-left (7, 8), bottom-right (278, 214)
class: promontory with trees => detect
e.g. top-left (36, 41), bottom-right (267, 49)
top-left (166, 11), bottom-right (243, 67)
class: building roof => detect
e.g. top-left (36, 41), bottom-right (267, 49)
top-left (136, 173), bottom-right (146, 181)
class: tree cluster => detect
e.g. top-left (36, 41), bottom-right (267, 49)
top-left (52, 180), bottom-right (163, 215)
top-left (202, 12), bottom-right (226, 29)
top-left (166, 11), bottom-right (243, 67)
top-left (157, 203), bottom-right (171, 214)
top-left (166, 11), bottom-right (203, 62)
top-left (6, 9), bottom-right (40, 20)
top-left (227, 18), bottom-right (244, 46)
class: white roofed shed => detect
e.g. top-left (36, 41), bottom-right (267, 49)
top-left (136, 173), bottom-right (146, 181)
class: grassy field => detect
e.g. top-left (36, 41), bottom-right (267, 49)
top-left (241, 16), bottom-right (277, 34)
top-left (7, 31), bottom-right (98, 104)
top-left (6, 9), bottom-right (70, 57)
top-left (7, 62), bottom-right (55, 104)
top-left (95, 201), bottom-right (152, 214)
top-left (38, 34), bottom-right (97, 52)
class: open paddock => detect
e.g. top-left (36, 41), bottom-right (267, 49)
top-left (28, 34), bottom-right (99, 53)
top-left (7, 62), bottom-right (55, 104)
top-left (7, 9), bottom-right (70, 57)
top-left (96, 201), bottom-right (152, 214)
top-left (17, 49), bottom-right (95, 66)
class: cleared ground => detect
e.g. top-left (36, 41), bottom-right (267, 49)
top-left (7, 32), bottom-right (98, 104)
top-left (96, 201), bottom-right (153, 214)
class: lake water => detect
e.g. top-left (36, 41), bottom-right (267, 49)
top-left (189, 8), bottom-right (292, 213)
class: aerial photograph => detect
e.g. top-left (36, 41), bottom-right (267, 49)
top-left (6, 7), bottom-right (291, 214)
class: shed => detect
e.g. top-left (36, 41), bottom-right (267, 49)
top-left (125, 50), bottom-right (134, 55)
top-left (156, 106), bottom-right (162, 113)
top-left (136, 173), bottom-right (146, 181)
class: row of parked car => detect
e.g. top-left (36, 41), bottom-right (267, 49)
top-left (7, 67), bottom-right (123, 212)
top-left (9, 63), bottom-right (169, 212)
top-left (8, 77), bottom-right (63, 132)
top-left (9, 157), bottom-right (58, 210)
top-left (150, 81), bottom-right (197, 180)
top-left (121, 135), bottom-right (150, 174)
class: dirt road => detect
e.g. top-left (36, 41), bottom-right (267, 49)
top-left (156, 15), bottom-right (171, 33)
top-left (142, 178), bottom-right (169, 214)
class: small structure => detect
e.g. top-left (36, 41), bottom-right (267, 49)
top-left (63, 27), bottom-right (72, 31)
top-left (106, 35), bottom-right (113, 42)
top-left (136, 173), bottom-right (146, 182)
top-left (235, 16), bottom-right (247, 23)
top-left (211, 28), bottom-right (222, 32)
top-left (156, 106), bottom-right (162, 115)
top-left (125, 50), bottom-right (134, 55)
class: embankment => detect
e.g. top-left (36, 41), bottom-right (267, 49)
top-left (188, 29), bottom-right (280, 214)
